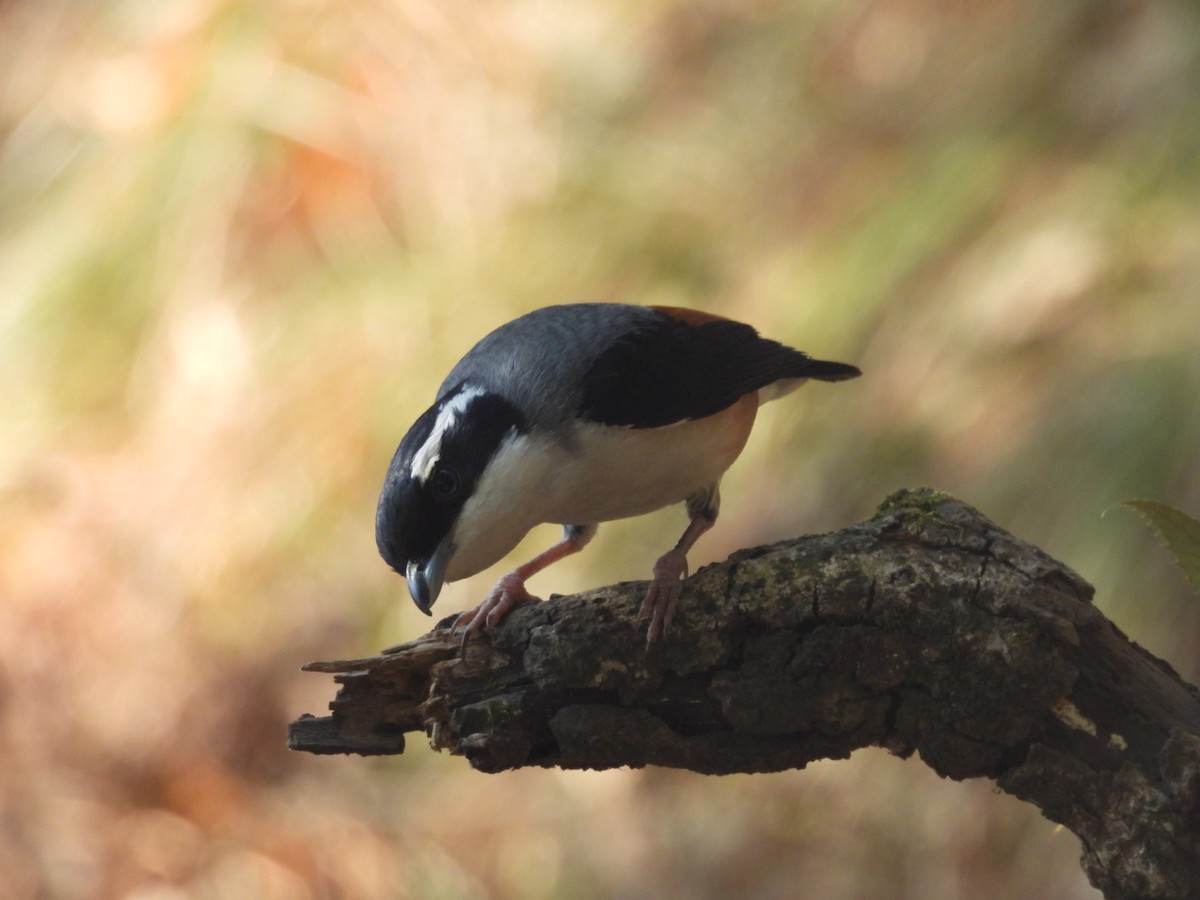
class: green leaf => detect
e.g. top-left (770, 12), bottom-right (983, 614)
top-left (1121, 500), bottom-right (1200, 598)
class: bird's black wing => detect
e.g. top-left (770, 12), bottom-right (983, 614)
top-left (578, 307), bottom-right (860, 429)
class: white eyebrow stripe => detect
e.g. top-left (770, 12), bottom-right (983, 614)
top-left (410, 384), bottom-right (486, 483)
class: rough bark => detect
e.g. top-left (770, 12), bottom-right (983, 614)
top-left (290, 488), bottom-right (1200, 900)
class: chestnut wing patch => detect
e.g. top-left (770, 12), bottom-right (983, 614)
top-left (578, 313), bottom-right (858, 428)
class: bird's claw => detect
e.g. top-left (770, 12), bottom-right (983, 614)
top-left (637, 549), bottom-right (688, 645)
top-left (454, 572), bottom-right (541, 649)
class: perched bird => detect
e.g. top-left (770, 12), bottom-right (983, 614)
top-left (376, 303), bottom-right (860, 643)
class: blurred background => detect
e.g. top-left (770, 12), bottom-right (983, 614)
top-left (2, 0), bottom-right (1198, 897)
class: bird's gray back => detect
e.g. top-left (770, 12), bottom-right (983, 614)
top-left (439, 304), bottom-right (655, 429)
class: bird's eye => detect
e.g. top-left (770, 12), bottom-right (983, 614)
top-left (428, 465), bottom-right (461, 502)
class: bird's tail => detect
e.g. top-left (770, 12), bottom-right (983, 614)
top-left (758, 358), bottom-right (861, 404)
top-left (801, 358), bottom-right (862, 382)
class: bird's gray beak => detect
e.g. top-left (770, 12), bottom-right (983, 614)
top-left (405, 542), bottom-right (451, 615)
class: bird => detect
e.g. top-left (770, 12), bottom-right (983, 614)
top-left (375, 303), bottom-right (860, 644)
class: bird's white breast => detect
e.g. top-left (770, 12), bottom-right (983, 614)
top-left (444, 392), bottom-right (760, 581)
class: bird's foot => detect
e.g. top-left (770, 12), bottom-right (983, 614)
top-left (637, 549), bottom-right (689, 644)
top-left (454, 572), bottom-right (542, 646)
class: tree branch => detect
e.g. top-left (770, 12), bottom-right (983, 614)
top-left (290, 488), bottom-right (1200, 900)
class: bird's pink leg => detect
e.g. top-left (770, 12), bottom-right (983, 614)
top-left (638, 508), bottom-right (716, 644)
top-left (456, 524), bottom-right (595, 644)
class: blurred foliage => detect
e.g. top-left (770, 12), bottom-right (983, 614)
top-left (1121, 500), bottom-right (1200, 597)
top-left (2, 0), bottom-right (1199, 897)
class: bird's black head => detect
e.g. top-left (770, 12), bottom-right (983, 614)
top-left (375, 382), bottom-right (527, 614)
